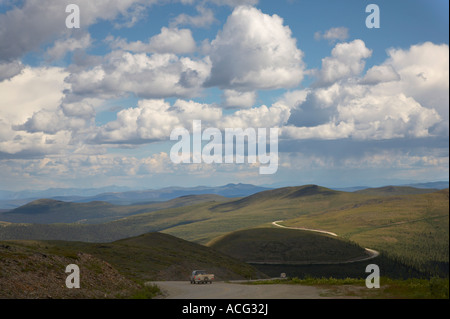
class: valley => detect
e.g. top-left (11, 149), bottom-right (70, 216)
top-left (0, 184), bottom-right (448, 298)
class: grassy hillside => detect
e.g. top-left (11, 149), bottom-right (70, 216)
top-left (4, 184), bottom-right (435, 243)
top-left (161, 185), bottom-right (379, 243)
top-left (0, 232), bottom-right (266, 298)
top-left (209, 227), bottom-right (369, 264)
top-left (0, 194), bottom-right (228, 224)
top-left (0, 185), bottom-right (447, 279)
top-left (355, 186), bottom-right (438, 196)
top-left (208, 227), bottom-right (432, 280)
top-left (0, 200), bottom-right (218, 242)
top-left (46, 232), bottom-right (266, 281)
top-left (2, 232), bottom-right (265, 282)
top-left (3, 185), bottom-right (358, 242)
top-left (279, 189), bottom-right (449, 276)
top-left (0, 240), bottom-right (142, 298)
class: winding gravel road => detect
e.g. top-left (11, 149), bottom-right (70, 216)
top-left (148, 221), bottom-right (378, 299)
top-left (271, 220), bottom-right (380, 263)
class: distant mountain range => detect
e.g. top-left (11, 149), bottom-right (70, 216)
top-left (4, 183), bottom-right (440, 225)
top-left (0, 185), bottom-right (133, 200)
top-left (0, 194), bottom-right (228, 224)
top-left (0, 181), bottom-right (447, 209)
top-left (0, 183), bottom-right (270, 209)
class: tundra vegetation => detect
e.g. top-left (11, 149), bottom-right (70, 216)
top-left (0, 185), bottom-right (448, 298)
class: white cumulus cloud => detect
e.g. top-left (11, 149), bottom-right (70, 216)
top-left (317, 39), bottom-right (372, 86)
top-left (66, 51), bottom-right (212, 100)
top-left (284, 41), bottom-right (447, 141)
top-left (205, 6), bottom-right (305, 91)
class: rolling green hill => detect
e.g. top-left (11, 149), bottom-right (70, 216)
top-left (210, 185), bottom-right (340, 213)
top-left (0, 185), bottom-right (447, 278)
top-left (0, 232), bottom-right (266, 298)
top-left (278, 189), bottom-right (449, 276)
top-left (209, 227), bottom-right (369, 264)
top-left (354, 186), bottom-right (439, 196)
top-left (207, 227), bottom-right (427, 279)
top-left (161, 185), bottom-right (379, 243)
top-left (0, 194), bottom-right (228, 224)
top-left (0, 239), bottom-right (142, 299)
top-left (0, 185), bottom-right (372, 243)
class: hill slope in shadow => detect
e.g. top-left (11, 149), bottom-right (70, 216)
top-left (0, 231), bottom-right (267, 298)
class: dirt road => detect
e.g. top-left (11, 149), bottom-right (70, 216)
top-left (272, 220), bottom-right (338, 237)
top-left (148, 281), bottom-right (355, 299)
top-left (148, 221), bottom-right (378, 299)
top-left (271, 220), bottom-right (380, 263)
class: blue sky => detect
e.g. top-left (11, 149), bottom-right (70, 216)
top-left (0, 0), bottom-right (448, 191)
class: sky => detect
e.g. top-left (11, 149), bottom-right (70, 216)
top-left (0, 0), bottom-right (448, 191)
